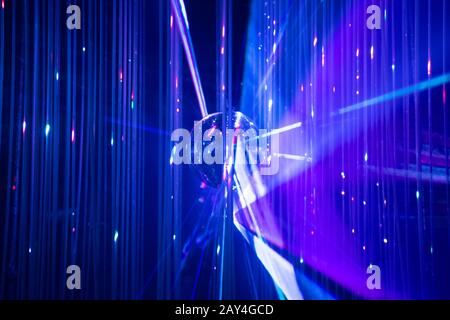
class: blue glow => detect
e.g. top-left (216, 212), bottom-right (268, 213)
top-left (337, 74), bottom-right (450, 115)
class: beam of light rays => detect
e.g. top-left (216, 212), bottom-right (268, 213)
top-left (106, 117), bottom-right (170, 137)
top-left (336, 74), bottom-right (450, 115)
top-left (272, 153), bottom-right (312, 162)
top-left (252, 236), bottom-right (304, 300)
top-left (255, 6), bottom-right (292, 97)
top-left (233, 0), bottom-right (441, 300)
top-left (171, 0), bottom-right (208, 117)
top-left (251, 121), bottom-right (302, 141)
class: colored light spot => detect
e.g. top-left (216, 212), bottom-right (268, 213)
top-left (321, 46), bottom-right (325, 67)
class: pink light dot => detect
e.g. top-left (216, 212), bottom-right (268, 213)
top-left (428, 59), bottom-right (432, 76)
top-left (12, 185), bottom-right (16, 191)
top-left (1, 0), bottom-right (4, 9)
top-left (71, 129), bottom-right (75, 143)
top-left (313, 37), bottom-right (318, 47)
top-left (170, 15), bottom-right (173, 29)
top-left (220, 47), bottom-right (224, 55)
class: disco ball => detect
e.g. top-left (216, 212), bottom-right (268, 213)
top-left (192, 111), bottom-right (258, 188)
